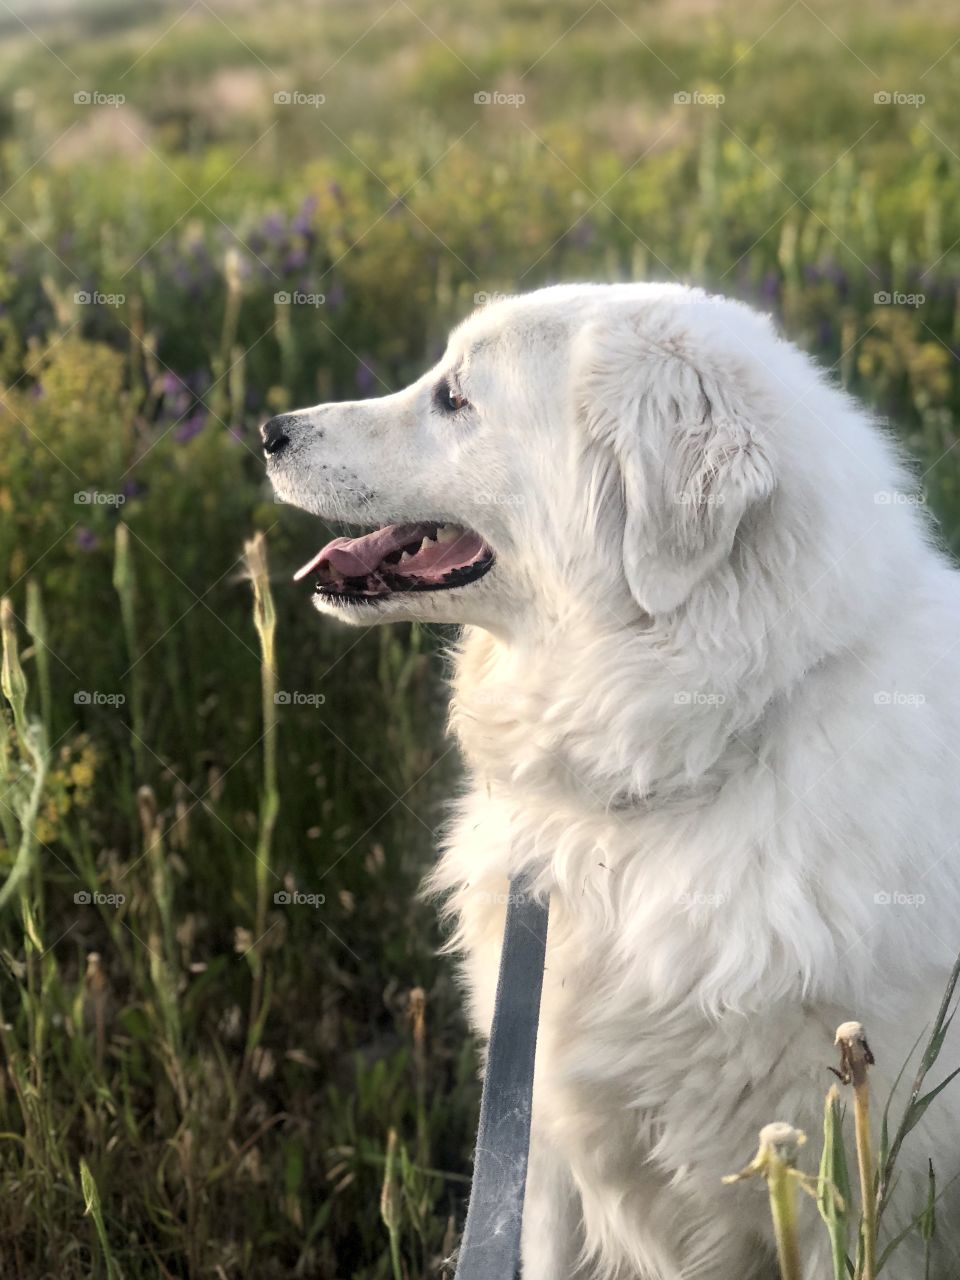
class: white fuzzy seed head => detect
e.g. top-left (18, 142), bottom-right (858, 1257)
top-left (835, 1019), bottom-right (866, 1045)
top-left (759, 1122), bottom-right (807, 1164)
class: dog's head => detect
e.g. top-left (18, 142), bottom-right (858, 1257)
top-left (264, 284), bottom-right (789, 631)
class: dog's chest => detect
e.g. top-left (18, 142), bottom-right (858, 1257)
top-left (446, 791), bottom-right (751, 1109)
top-left (437, 779), bottom-right (841, 1195)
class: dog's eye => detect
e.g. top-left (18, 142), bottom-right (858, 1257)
top-left (434, 378), bottom-right (470, 414)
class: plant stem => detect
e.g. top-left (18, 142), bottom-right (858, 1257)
top-left (241, 532), bottom-right (279, 1088)
top-left (724, 1122), bottom-right (807, 1280)
top-left (855, 1077), bottom-right (877, 1280)
top-left (766, 1154), bottom-right (802, 1280)
top-left (24, 582), bottom-right (51, 738)
top-left (835, 1022), bottom-right (876, 1280)
top-left (113, 523), bottom-right (146, 780)
top-left (380, 1128), bottom-right (403, 1280)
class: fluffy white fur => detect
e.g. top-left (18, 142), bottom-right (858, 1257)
top-left (266, 283), bottom-right (960, 1279)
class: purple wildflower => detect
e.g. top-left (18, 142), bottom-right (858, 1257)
top-left (174, 411), bottom-right (207, 443)
top-left (759, 271), bottom-right (780, 302)
top-left (292, 194), bottom-right (318, 236)
top-left (75, 527), bottom-right (100, 552)
top-left (355, 362), bottom-right (378, 395)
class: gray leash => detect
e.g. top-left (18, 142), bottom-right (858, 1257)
top-left (453, 876), bottom-right (550, 1280)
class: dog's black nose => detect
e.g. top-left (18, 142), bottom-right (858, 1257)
top-left (261, 415), bottom-right (292, 456)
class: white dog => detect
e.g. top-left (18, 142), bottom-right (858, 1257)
top-left (264, 283), bottom-right (960, 1279)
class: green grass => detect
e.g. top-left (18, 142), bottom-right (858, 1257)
top-left (0, 0), bottom-right (959, 1274)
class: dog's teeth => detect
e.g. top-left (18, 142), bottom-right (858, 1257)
top-left (399, 550), bottom-right (414, 563)
top-left (436, 525), bottom-right (461, 544)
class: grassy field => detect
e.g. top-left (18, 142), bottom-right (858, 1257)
top-left (1, 0), bottom-right (960, 1275)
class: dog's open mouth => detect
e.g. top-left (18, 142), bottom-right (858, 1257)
top-left (293, 522), bottom-right (494, 602)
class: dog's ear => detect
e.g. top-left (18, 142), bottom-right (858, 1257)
top-left (583, 310), bottom-right (776, 614)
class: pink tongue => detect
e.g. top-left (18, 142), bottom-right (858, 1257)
top-left (405, 532), bottom-right (486, 579)
top-left (293, 523), bottom-right (435, 582)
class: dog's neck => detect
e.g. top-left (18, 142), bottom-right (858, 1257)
top-left (448, 492), bottom-right (929, 814)
top-left (448, 603), bottom-right (784, 814)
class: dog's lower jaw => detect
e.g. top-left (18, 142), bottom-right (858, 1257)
top-left (310, 591), bottom-right (389, 623)
top-left (308, 572), bottom-right (515, 631)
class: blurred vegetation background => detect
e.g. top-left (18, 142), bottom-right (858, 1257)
top-left (0, 0), bottom-right (959, 1274)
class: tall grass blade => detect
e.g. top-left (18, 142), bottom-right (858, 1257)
top-left (380, 1127), bottom-right (403, 1280)
top-left (24, 581), bottom-right (51, 737)
top-left (80, 1157), bottom-right (121, 1279)
top-left (878, 948), bottom-right (960, 1220)
top-left (240, 532), bottom-right (279, 1082)
top-left (113, 523), bottom-right (146, 778)
top-left (0, 599), bottom-right (48, 911)
top-left (921, 1160), bottom-right (936, 1280)
top-left (818, 1085), bottom-right (852, 1280)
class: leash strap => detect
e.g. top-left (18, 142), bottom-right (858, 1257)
top-left (453, 876), bottom-right (550, 1280)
